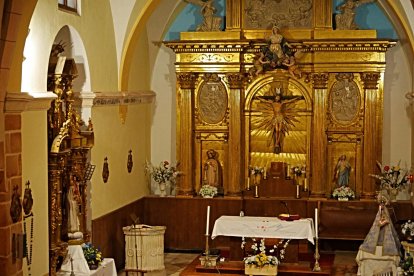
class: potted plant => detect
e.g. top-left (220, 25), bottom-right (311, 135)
top-left (82, 242), bottom-right (103, 270)
top-left (242, 238), bottom-right (285, 275)
top-left (199, 185), bottom-right (218, 198)
top-left (145, 160), bottom-right (181, 196)
top-left (332, 186), bottom-right (355, 201)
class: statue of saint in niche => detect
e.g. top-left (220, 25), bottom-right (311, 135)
top-left (203, 149), bottom-right (223, 195)
top-left (67, 175), bottom-right (82, 235)
top-left (335, 0), bottom-right (376, 30)
top-left (334, 155), bottom-right (351, 187)
top-left (184, 0), bottom-right (222, 31)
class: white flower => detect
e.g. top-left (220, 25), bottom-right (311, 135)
top-left (145, 160), bottom-right (180, 184)
top-left (332, 186), bottom-right (355, 199)
top-left (402, 220), bottom-right (414, 236)
top-left (199, 185), bottom-right (218, 197)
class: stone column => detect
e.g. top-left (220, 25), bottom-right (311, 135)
top-left (360, 72), bottom-right (381, 199)
top-left (226, 73), bottom-right (245, 196)
top-left (176, 73), bottom-right (197, 196)
top-left (311, 73), bottom-right (329, 197)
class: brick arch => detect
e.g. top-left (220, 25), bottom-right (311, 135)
top-left (0, 1), bottom-right (37, 276)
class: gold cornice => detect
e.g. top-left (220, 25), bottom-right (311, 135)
top-left (303, 40), bottom-right (396, 52)
top-left (165, 41), bottom-right (250, 53)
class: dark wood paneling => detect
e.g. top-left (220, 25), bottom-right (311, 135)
top-left (92, 196), bottom-right (413, 271)
top-left (92, 198), bottom-right (145, 270)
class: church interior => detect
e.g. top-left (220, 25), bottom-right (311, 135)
top-left (1, 0), bottom-right (414, 275)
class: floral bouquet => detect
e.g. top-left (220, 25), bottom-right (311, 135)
top-left (291, 165), bottom-right (306, 177)
top-left (332, 186), bottom-right (355, 200)
top-left (242, 238), bottom-right (289, 267)
top-left (145, 160), bottom-right (180, 184)
top-left (402, 220), bottom-right (414, 240)
top-left (82, 242), bottom-right (103, 269)
top-left (250, 166), bottom-right (264, 176)
top-left (199, 185), bottom-right (218, 198)
top-left (370, 161), bottom-right (412, 191)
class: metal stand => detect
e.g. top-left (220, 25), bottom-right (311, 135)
top-left (70, 256), bottom-right (75, 276)
top-left (313, 237), bottom-right (321, 272)
top-left (199, 234), bottom-right (217, 267)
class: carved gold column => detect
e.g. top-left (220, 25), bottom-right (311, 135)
top-left (177, 73), bottom-right (197, 196)
top-left (361, 72), bottom-right (381, 199)
top-left (311, 73), bottom-right (329, 197)
top-left (225, 0), bottom-right (241, 31)
top-left (226, 73), bottom-right (244, 196)
top-left (313, 0), bottom-right (332, 30)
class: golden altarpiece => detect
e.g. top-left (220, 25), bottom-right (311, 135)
top-left (166, 0), bottom-right (395, 199)
top-left (47, 46), bottom-right (94, 275)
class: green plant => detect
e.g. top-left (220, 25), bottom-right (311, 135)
top-left (82, 243), bottom-right (103, 268)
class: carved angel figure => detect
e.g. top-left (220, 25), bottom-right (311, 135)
top-left (335, 0), bottom-right (376, 30)
top-left (184, 0), bottom-right (222, 31)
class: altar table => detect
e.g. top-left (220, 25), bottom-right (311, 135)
top-left (211, 215), bottom-right (315, 244)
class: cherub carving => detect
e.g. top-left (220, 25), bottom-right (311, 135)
top-left (184, 0), bottom-right (222, 31)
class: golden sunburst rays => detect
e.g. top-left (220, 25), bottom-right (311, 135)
top-left (249, 152), bottom-right (306, 169)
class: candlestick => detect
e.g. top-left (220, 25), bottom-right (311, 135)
top-left (206, 206), bottom-right (210, 235)
top-left (304, 178), bottom-right (308, 191)
top-left (315, 208), bottom-right (318, 238)
top-left (247, 177), bottom-right (250, 190)
top-left (313, 237), bottom-right (321, 272)
top-left (296, 185), bottom-right (300, 199)
top-left (286, 164), bottom-right (291, 179)
top-left (254, 185), bottom-right (259, 198)
top-left (264, 168), bottom-right (267, 179)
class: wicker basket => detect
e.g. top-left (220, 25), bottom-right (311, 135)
top-left (245, 264), bottom-right (278, 275)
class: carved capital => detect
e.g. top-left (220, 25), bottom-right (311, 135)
top-left (361, 72), bottom-right (380, 90)
top-left (312, 73), bottom-right (329, 89)
top-left (177, 73), bottom-right (198, 89)
top-left (226, 73), bottom-right (245, 89)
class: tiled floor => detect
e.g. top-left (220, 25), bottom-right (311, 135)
top-left (117, 251), bottom-right (358, 275)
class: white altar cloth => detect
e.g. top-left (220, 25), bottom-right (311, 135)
top-left (211, 215), bottom-right (315, 244)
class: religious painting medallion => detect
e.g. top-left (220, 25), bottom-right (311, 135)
top-left (198, 79), bottom-right (228, 124)
top-left (330, 73), bottom-right (360, 123)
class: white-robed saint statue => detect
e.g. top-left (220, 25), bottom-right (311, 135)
top-left (67, 175), bottom-right (83, 240)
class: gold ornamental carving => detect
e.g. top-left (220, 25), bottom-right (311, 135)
top-left (244, 0), bottom-right (313, 29)
top-left (177, 73), bottom-right (198, 89)
top-left (361, 72), bottom-right (380, 89)
top-left (226, 73), bottom-right (245, 89)
top-left (180, 53), bottom-right (238, 63)
top-left (329, 73), bottom-right (361, 123)
top-left (312, 73), bottom-right (329, 89)
top-left (197, 75), bottom-right (228, 124)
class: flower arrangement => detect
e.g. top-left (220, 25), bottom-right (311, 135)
top-left (242, 238), bottom-right (289, 267)
top-left (401, 255), bottom-right (414, 275)
top-left (199, 185), bottom-right (218, 198)
top-left (145, 160), bottom-right (180, 184)
top-left (291, 165), bottom-right (306, 177)
top-left (402, 220), bottom-right (414, 239)
top-left (82, 243), bottom-right (103, 269)
top-left (370, 161), bottom-right (412, 191)
top-left (332, 186), bottom-right (355, 200)
top-left (250, 166), bottom-right (264, 176)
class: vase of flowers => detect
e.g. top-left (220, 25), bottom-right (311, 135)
top-left (199, 185), bottom-right (218, 198)
top-left (82, 243), bottom-right (103, 270)
top-left (242, 238), bottom-right (286, 275)
top-left (402, 220), bottom-right (414, 242)
top-left (145, 160), bottom-right (180, 197)
top-left (332, 186), bottom-right (355, 201)
top-left (370, 162), bottom-right (412, 201)
top-left (250, 166), bottom-right (264, 185)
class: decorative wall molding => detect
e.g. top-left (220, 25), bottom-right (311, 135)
top-left (5, 92), bottom-right (56, 113)
top-left (93, 91), bottom-right (155, 106)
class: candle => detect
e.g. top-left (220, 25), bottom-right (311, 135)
top-left (286, 164), bottom-right (291, 178)
top-left (264, 168), bottom-right (267, 179)
top-left (247, 177), bottom-right (250, 189)
top-left (315, 208), bottom-right (318, 238)
top-left (304, 178), bottom-right (308, 191)
top-left (296, 185), bottom-right (300, 198)
top-left (206, 206), bottom-right (210, 235)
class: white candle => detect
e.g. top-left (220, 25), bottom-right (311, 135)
top-left (315, 208), bottom-right (318, 238)
top-left (264, 168), bottom-right (267, 179)
top-left (206, 205), bottom-right (210, 235)
top-left (247, 177), bottom-right (250, 189)
top-left (296, 185), bottom-right (300, 198)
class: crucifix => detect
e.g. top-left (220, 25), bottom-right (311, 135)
top-left (254, 86), bottom-right (303, 154)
